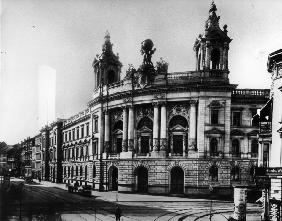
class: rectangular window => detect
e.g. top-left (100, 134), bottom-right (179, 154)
top-left (81, 125), bottom-right (84, 138)
top-left (94, 117), bottom-right (98, 133)
top-left (65, 133), bottom-right (67, 142)
top-left (86, 123), bottom-right (89, 136)
top-left (211, 109), bottom-right (219, 125)
top-left (69, 131), bottom-right (72, 141)
top-left (93, 140), bottom-right (98, 155)
top-left (54, 133), bottom-right (57, 145)
top-left (76, 127), bottom-right (79, 139)
top-left (232, 111), bottom-right (241, 126)
top-left (72, 129), bottom-right (75, 140)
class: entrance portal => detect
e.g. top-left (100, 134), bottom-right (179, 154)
top-left (170, 166), bottom-right (184, 194)
top-left (136, 167), bottom-right (148, 193)
top-left (108, 166), bottom-right (118, 191)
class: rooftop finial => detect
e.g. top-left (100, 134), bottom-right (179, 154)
top-left (105, 30), bottom-right (110, 42)
top-left (209, 1), bottom-right (217, 14)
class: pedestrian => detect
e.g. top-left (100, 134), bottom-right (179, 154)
top-left (74, 180), bottom-right (79, 192)
top-left (115, 205), bottom-right (122, 221)
top-left (38, 175), bottom-right (41, 183)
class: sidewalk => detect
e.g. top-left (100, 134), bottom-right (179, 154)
top-left (29, 178), bottom-right (225, 203)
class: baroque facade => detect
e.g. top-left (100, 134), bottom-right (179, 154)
top-left (60, 2), bottom-right (268, 195)
top-left (20, 2), bottom-right (270, 196)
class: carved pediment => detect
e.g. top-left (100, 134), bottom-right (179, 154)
top-left (230, 129), bottom-right (245, 137)
top-left (170, 124), bottom-right (187, 132)
top-left (247, 130), bottom-right (259, 137)
top-left (138, 126), bottom-right (152, 133)
top-left (113, 129), bottom-right (123, 135)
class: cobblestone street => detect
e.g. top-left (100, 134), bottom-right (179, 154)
top-left (0, 179), bottom-right (262, 221)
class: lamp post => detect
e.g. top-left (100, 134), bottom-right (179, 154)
top-left (209, 184), bottom-right (213, 221)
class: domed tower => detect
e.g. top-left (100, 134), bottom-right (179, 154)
top-left (92, 31), bottom-right (122, 89)
top-left (193, 1), bottom-right (231, 72)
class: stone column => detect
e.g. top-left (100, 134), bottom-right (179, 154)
top-left (138, 137), bottom-right (141, 154)
top-left (170, 134), bottom-right (174, 155)
top-left (122, 107), bottom-right (128, 152)
top-left (206, 41), bottom-right (211, 69)
top-left (98, 108), bottom-right (104, 156)
top-left (189, 101), bottom-right (197, 150)
top-left (128, 106), bottom-right (134, 151)
top-left (104, 111), bottom-right (110, 153)
top-left (258, 141), bottom-right (263, 166)
top-left (220, 47), bottom-right (224, 70)
top-left (160, 104), bottom-right (167, 151)
top-left (153, 103), bottom-right (159, 151)
top-left (183, 133), bottom-right (186, 157)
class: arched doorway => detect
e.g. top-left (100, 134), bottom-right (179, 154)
top-left (170, 166), bottom-right (184, 194)
top-left (108, 166), bottom-right (118, 191)
top-left (135, 166), bottom-right (148, 193)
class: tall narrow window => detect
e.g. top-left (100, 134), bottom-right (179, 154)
top-left (232, 111), bottom-right (241, 126)
top-left (72, 129), bottom-right (75, 140)
top-left (76, 127), bottom-right (79, 139)
top-left (211, 109), bottom-right (219, 125)
top-left (232, 139), bottom-right (240, 157)
top-left (86, 123), bottom-right (89, 136)
top-left (81, 125), bottom-right (84, 138)
top-left (251, 139), bottom-right (258, 157)
top-left (210, 138), bottom-right (218, 156)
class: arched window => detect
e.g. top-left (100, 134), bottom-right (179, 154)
top-left (211, 48), bottom-right (220, 69)
top-left (209, 164), bottom-right (218, 181)
top-left (251, 139), bottom-right (258, 157)
top-left (231, 165), bottom-right (240, 181)
top-left (210, 138), bottom-right (218, 156)
top-left (232, 139), bottom-right (240, 157)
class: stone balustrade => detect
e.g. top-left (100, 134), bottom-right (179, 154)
top-left (232, 89), bottom-right (270, 98)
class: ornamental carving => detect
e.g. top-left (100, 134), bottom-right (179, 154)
top-left (123, 97), bottom-right (132, 103)
top-left (153, 93), bottom-right (166, 100)
top-left (136, 106), bottom-right (153, 122)
top-left (168, 104), bottom-right (190, 121)
top-left (167, 161), bottom-right (188, 172)
top-left (111, 109), bottom-right (123, 122)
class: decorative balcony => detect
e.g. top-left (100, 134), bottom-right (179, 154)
top-left (232, 89), bottom-right (270, 104)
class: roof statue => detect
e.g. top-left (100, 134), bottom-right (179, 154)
top-left (141, 39), bottom-right (156, 66)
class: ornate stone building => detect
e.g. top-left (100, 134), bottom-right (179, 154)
top-left (58, 2), bottom-right (269, 195)
top-left (17, 2), bottom-right (270, 196)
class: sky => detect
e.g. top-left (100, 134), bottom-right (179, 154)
top-left (0, 0), bottom-right (282, 144)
